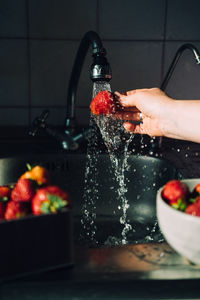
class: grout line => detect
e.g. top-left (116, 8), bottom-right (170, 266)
top-left (26, 0), bottom-right (32, 125)
top-left (0, 36), bottom-right (200, 43)
top-left (160, 0), bottom-right (168, 86)
top-left (0, 106), bottom-right (68, 108)
top-left (96, 0), bottom-right (100, 34)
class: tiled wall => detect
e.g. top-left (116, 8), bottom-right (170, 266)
top-left (1, 0), bottom-right (200, 132)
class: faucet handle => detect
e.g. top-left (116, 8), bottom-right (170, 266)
top-left (29, 110), bottom-right (50, 136)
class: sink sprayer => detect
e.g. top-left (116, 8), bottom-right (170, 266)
top-left (155, 43), bottom-right (200, 150)
top-left (29, 31), bottom-right (112, 150)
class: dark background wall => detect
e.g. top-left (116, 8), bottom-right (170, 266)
top-left (1, 0), bottom-right (200, 136)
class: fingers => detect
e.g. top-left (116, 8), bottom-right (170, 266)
top-left (115, 91), bottom-right (137, 107)
top-left (123, 122), bottom-right (143, 134)
top-left (123, 122), bottom-right (136, 132)
top-left (114, 111), bottom-right (141, 122)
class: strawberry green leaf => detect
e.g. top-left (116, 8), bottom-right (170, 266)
top-left (189, 198), bottom-right (197, 203)
top-left (172, 203), bottom-right (179, 209)
top-left (172, 199), bottom-right (187, 211)
top-left (41, 201), bottom-right (51, 214)
top-left (0, 196), bottom-right (9, 202)
top-left (177, 199), bottom-right (187, 211)
top-left (47, 194), bottom-right (67, 211)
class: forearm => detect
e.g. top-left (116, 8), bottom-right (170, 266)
top-left (162, 100), bottom-right (200, 143)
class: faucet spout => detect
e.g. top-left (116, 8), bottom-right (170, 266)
top-left (161, 43), bottom-right (200, 91)
top-left (65, 31), bottom-right (112, 128)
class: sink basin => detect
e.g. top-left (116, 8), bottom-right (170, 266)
top-left (0, 153), bottom-right (178, 246)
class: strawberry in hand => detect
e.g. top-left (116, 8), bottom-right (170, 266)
top-left (162, 179), bottom-right (189, 211)
top-left (11, 178), bottom-right (36, 203)
top-left (90, 91), bottom-right (118, 115)
top-left (32, 185), bottom-right (71, 215)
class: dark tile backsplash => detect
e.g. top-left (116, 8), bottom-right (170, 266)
top-left (0, 108), bottom-right (29, 126)
top-left (99, 0), bottom-right (166, 40)
top-left (104, 41), bottom-right (163, 92)
top-left (0, 0), bottom-right (27, 37)
top-left (0, 39), bottom-right (29, 106)
top-left (30, 40), bottom-right (78, 106)
top-left (166, 0), bottom-right (200, 40)
top-left (29, 0), bottom-right (97, 39)
top-left (0, 0), bottom-right (200, 133)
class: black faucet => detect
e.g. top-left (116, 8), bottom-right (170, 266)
top-left (64, 31), bottom-right (112, 138)
top-left (30, 31), bottom-right (112, 150)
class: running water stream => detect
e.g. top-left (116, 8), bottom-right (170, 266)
top-left (81, 82), bottom-right (135, 245)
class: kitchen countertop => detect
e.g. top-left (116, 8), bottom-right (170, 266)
top-left (1, 242), bottom-right (200, 300)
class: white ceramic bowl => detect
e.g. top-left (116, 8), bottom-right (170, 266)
top-left (157, 178), bottom-right (200, 265)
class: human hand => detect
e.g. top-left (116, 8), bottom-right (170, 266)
top-left (114, 88), bottom-right (173, 137)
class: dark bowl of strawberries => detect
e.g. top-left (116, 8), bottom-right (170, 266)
top-left (0, 164), bottom-right (73, 281)
top-left (157, 178), bottom-right (200, 265)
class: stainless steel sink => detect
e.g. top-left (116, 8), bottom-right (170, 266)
top-left (0, 153), bottom-right (178, 245)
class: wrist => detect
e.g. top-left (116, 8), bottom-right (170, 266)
top-left (159, 99), bottom-right (178, 138)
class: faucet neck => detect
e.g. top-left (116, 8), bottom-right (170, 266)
top-left (161, 43), bottom-right (200, 91)
top-left (65, 31), bottom-right (111, 127)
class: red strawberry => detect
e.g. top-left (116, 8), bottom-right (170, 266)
top-left (5, 201), bottom-right (28, 220)
top-left (0, 202), bottom-right (5, 220)
top-left (32, 185), bottom-right (71, 215)
top-left (11, 178), bottom-right (36, 202)
top-left (186, 197), bottom-right (200, 216)
top-left (191, 183), bottom-right (200, 199)
top-left (21, 164), bottom-right (50, 186)
top-left (0, 185), bottom-right (11, 202)
top-left (90, 91), bottom-right (117, 115)
top-left (162, 180), bottom-right (189, 211)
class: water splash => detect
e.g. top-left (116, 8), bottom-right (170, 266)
top-left (94, 113), bottom-right (134, 244)
top-left (92, 81), bottom-right (111, 98)
top-left (80, 117), bottom-right (100, 246)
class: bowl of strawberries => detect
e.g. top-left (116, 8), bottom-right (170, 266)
top-left (0, 164), bottom-right (71, 220)
top-left (157, 178), bottom-right (200, 264)
top-left (0, 163), bottom-right (73, 280)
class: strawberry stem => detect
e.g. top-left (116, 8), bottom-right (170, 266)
top-left (26, 163), bottom-right (32, 171)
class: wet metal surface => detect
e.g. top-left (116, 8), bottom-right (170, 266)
top-left (73, 242), bottom-right (200, 282)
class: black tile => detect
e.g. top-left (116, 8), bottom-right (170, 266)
top-left (99, 0), bottom-right (165, 40)
top-left (0, 0), bottom-right (27, 37)
top-left (31, 107), bottom-right (67, 126)
top-left (30, 40), bottom-right (79, 106)
top-left (103, 41), bottom-right (162, 92)
top-left (0, 108), bottom-right (28, 126)
top-left (29, 0), bottom-right (97, 39)
top-left (0, 39), bottom-right (29, 106)
top-left (75, 107), bottom-right (90, 127)
top-left (166, 0), bottom-right (200, 40)
top-left (163, 42), bottom-right (200, 99)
